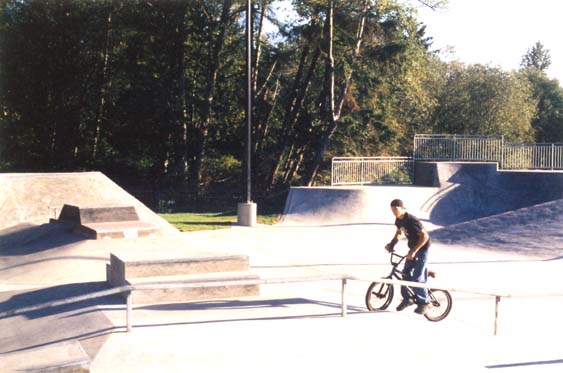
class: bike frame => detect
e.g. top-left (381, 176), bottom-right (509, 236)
top-left (386, 251), bottom-right (426, 300)
top-left (385, 252), bottom-right (406, 279)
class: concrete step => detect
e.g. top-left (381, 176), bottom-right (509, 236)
top-left (53, 204), bottom-right (162, 240)
top-left (57, 204), bottom-right (139, 224)
top-left (125, 272), bottom-right (261, 304)
top-left (107, 254), bottom-right (251, 287)
top-left (78, 221), bottom-right (159, 240)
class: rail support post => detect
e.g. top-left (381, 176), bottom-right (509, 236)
top-left (494, 295), bottom-right (501, 336)
top-left (341, 278), bottom-right (348, 317)
top-left (126, 291), bottom-right (133, 332)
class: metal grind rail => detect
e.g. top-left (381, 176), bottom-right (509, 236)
top-left (1, 275), bottom-right (561, 336)
top-left (0, 275), bottom-right (348, 333)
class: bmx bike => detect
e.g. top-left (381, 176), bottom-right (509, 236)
top-left (365, 251), bottom-right (452, 322)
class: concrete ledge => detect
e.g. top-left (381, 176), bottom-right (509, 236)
top-left (58, 204), bottom-right (139, 224)
top-left (127, 273), bottom-right (261, 304)
top-left (107, 254), bottom-right (251, 287)
top-left (78, 221), bottom-right (158, 240)
top-left (105, 253), bottom-right (258, 303)
top-left (53, 204), bottom-right (161, 240)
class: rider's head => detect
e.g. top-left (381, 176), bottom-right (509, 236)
top-left (390, 199), bottom-right (406, 219)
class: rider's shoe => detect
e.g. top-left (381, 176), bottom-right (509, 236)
top-left (396, 300), bottom-right (415, 311)
top-left (414, 303), bottom-right (429, 315)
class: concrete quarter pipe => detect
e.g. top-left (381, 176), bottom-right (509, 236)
top-left (279, 162), bottom-right (563, 227)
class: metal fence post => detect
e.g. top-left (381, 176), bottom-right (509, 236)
top-left (341, 278), bottom-right (348, 317)
top-left (331, 158), bottom-right (335, 185)
top-left (552, 143), bottom-right (555, 170)
top-left (126, 291), bottom-right (133, 332)
top-left (494, 295), bottom-right (501, 336)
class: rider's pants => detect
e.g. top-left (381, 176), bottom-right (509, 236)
top-left (401, 249), bottom-right (429, 305)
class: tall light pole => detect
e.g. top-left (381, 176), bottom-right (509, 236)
top-left (237, 0), bottom-right (257, 226)
top-left (245, 0), bottom-right (252, 204)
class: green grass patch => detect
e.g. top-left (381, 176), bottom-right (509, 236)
top-left (159, 212), bottom-right (280, 232)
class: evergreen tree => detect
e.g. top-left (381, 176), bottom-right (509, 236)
top-left (521, 41), bottom-right (551, 71)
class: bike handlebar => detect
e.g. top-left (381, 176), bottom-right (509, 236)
top-left (386, 249), bottom-right (436, 278)
top-left (389, 250), bottom-right (406, 266)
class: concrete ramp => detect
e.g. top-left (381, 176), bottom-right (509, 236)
top-left (280, 162), bottom-right (563, 227)
top-left (417, 162), bottom-right (563, 225)
top-left (430, 198), bottom-right (563, 258)
top-left (0, 172), bottom-right (177, 234)
top-left (279, 185), bottom-right (439, 226)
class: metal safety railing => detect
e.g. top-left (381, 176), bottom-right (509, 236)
top-left (413, 134), bottom-right (504, 162)
top-left (331, 157), bottom-right (414, 186)
top-left (0, 275), bottom-right (348, 333)
top-left (502, 143), bottom-right (563, 170)
top-left (414, 134), bottom-right (563, 170)
top-left (332, 135), bottom-right (563, 185)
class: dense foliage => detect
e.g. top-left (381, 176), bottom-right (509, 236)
top-left (1, 0), bottom-right (561, 206)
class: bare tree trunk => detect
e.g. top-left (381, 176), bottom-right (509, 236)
top-left (255, 76), bottom-right (280, 154)
top-left (253, 0), bottom-right (267, 94)
top-left (189, 0), bottom-right (233, 190)
top-left (266, 37), bottom-right (321, 189)
top-left (170, 3), bottom-right (189, 179)
top-left (302, 0), bottom-right (369, 186)
top-left (92, 3), bottom-right (114, 161)
top-left (283, 144), bottom-right (307, 185)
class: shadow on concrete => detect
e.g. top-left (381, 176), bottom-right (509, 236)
top-left (0, 281), bottom-right (120, 319)
top-left (131, 310), bottom-right (374, 331)
top-left (0, 282), bottom-right (118, 359)
top-left (486, 358), bottom-right (563, 369)
top-left (137, 297), bottom-right (365, 312)
top-left (132, 298), bottom-right (368, 329)
top-left (0, 222), bottom-right (87, 256)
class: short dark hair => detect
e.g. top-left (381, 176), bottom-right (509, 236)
top-left (390, 199), bottom-right (404, 208)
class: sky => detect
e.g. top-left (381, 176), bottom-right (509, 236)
top-left (414, 0), bottom-right (563, 82)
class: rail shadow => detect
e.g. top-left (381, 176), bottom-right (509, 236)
top-left (0, 281), bottom-right (120, 319)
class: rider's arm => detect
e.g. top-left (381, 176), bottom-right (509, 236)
top-left (385, 228), bottom-right (402, 252)
top-left (406, 229), bottom-right (429, 259)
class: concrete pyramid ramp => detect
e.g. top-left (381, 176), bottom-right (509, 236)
top-left (0, 172), bottom-right (177, 234)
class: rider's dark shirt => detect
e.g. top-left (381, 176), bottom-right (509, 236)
top-left (395, 212), bottom-right (430, 251)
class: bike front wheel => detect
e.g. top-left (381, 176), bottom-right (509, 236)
top-left (365, 281), bottom-right (394, 311)
top-left (424, 289), bottom-right (452, 322)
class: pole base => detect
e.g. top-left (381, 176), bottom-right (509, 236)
top-left (237, 202), bottom-right (257, 226)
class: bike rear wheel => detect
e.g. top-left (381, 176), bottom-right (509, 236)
top-left (424, 289), bottom-right (452, 322)
top-left (365, 281), bottom-right (394, 311)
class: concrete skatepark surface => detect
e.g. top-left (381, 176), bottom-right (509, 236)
top-left (1, 168), bottom-right (562, 372)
